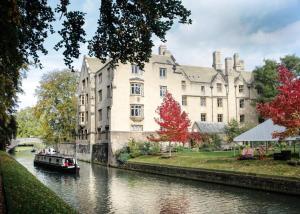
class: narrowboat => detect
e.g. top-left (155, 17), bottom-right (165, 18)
top-left (34, 148), bottom-right (80, 173)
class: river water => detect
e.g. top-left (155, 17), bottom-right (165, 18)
top-left (13, 150), bottom-right (300, 214)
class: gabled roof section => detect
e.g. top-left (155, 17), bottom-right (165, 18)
top-left (234, 70), bottom-right (254, 83)
top-left (193, 122), bottom-right (225, 134)
top-left (84, 56), bottom-right (106, 73)
top-left (150, 54), bottom-right (177, 65)
top-left (211, 71), bottom-right (226, 85)
top-left (181, 65), bottom-right (217, 83)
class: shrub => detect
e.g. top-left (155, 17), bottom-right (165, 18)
top-left (128, 139), bottom-right (143, 158)
top-left (149, 143), bottom-right (161, 155)
top-left (116, 147), bottom-right (131, 164)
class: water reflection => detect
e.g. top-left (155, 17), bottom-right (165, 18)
top-left (13, 151), bottom-right (300, 214)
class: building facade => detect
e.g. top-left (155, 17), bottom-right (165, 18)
top-left (76, 45), bottom-right (258, 164)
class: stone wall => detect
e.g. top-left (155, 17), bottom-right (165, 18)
top-left (92, 143), bottom-right (108, 165)
top-left (122, 162), bottom-right (300, 196)
top-left (55, 143), bottom-right (91, 162)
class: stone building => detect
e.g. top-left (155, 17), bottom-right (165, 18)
top-left (76, 45), bottom-right (258, 165)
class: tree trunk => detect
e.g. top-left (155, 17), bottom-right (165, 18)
top-left (169, 142), bottom-right (172, 157)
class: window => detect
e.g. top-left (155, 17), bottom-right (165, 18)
top-left (82, 79), bottom-right (86, 89)
top-left (130, 105), bottom-right (143, 117)
top-left (160, 86), bottom-right (167, 97)
top-left (239, 85), bottom-right (244, 93)
top-left (217, 98), bottom-right (223, 107)
top-left (200, 97), bottom-right (206, 106)
top-left (98, 73), bottom-right (102, 83)
top-left (201, 86), bottom-right (205, 93)
top-left (131, 83), bottom-right (143, 95)
top-left (80, 112), bottom-right (84, 123)
top-left (131, 125), bottom-right (143, 131)
top-left (159, 68), bottom-right (166, 78)
top-left (240, 99), bottom-right (245, 108)
top-left (80, 95), bottom-right (85, 105)
top-left (217, 114), bottom-right (223, 122)
top-left (131, 64), bottom-right (142, 75)
top-left (182, 96), bottom-right (187, 106)
top-left (201, 113), bottom-right (206, 122)
top-left (181, 81), bottom-right (186, 90)
top-left (107, 85), bottom-right (111, 98)
top-left (107, 69), bottom-right (111, 80)
top-left (86, 93), bottom-right (89, 104)
top-left (217, 83), bottom-right (222, 92)
top-left (98, 90), bottom-right (102, 102)
top-left (107, 107), bottom-right (111, 120)
top-left (240, 114), bottom-right (245, 123)
top-left (86, 111), bottom-right (88, 122)
top-left (98, 109), bottom-right (102, 121)
top-left (257, 87), bottom-right (263, 95)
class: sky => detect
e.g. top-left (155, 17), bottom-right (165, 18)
top-left (18, 0), bottom-right (300, 109)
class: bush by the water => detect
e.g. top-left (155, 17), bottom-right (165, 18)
top-left (0, 151), bottom-right (76, 214)
top-left (116, 140), bottom-right (161, 163)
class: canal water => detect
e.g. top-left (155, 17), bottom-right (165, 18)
top-left (13, 150), bottom-right (300, 214)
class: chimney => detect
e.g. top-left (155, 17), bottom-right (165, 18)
top-left (212, 51), bottom-right (222, 70)
top-left (233, 53), bottom-right (241, 71)
top-left (225, 57), bottom-right (233, 75)
top-left (239, 60), bottom-right (245, 71)
top-left (158, 45), bottom-right (167, 55)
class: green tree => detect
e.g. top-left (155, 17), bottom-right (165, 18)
top-left (34, 70), bottom-right (78, 144)
top-left (0, 0), bottom-right (191, 147)
top-left (16, 107), bottom-right (41, 138)
top-left (224, 119), bottom-right (253, 143)
top-left (280, 54), bottom-right (300, 76)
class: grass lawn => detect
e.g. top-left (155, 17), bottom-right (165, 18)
top-left (128, 150), bottom-right (300, 179)
top-left (0, 151), bottom-right (76, 214)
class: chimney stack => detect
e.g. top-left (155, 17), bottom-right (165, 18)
top-left (225, 57), bottom-right (233, 75)
top-left (233, 53), bottom-right (241, 71)
top-left (212, 51), bottom-right (222, 70)
top-left (158, 45), bottom-right (167, 55)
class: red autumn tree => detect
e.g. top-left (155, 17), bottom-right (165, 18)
top-left (257, 65), bottom-right (300, 138)
top-left (148, 92), bottom-right (191, 156)
top-left (188, 132), bottom-right (202, 148)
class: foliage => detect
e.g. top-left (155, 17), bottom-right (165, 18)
top-left (253, 55), bottom-right (300, 105)
top-left (16, 107), bottom-right (41, 138)
top-left (128, 139), bottom-right (142, 158)
top-left (257, 65), bottom-right (300, 139)
top-left (188, 132), bottom-right (202, 148)
top-left (199, 134), bottom-right (222, 152)
top-left (0, 115), bottom-right (17, 150)
top-left (148, 92), bottom-right (191, 156)
top-left (34, 70), bottom-right (78, 143)
top-left (0, 0), bottom-right (191, 148)
top-left (116, 147), bottom-right (131, 164)
top-left (224, 119), bottom-right (253, 143)
top-left (0, 151), bottom-right (76, 213)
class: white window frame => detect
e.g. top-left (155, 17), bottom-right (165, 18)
top-left (182, 96), bottom-right (187, 106)
top-left (160, 86), bottom-right (167, 97)
top-left (240, 99), bottom-right (245, 108)
top-left (200, 97), bottom-right (206, 106)
top-left (239, 85), bottom-right (244, 93)
top-left (131, 64), bottom-right (143, 75)
top-left (80, 112), bottom-right (84, 123)
top-left (217, 83), bottom-right (222, 92)
top-left (217, 98), bottom-right (223, 107)
top-left (131, 83), bottom-right (143, 96)
top-left (159, 68), bottom-right (167, 78)
top-left (217, 114), bottom-right (223, 122)
top-left (80, 95), bottom-right (85, 105)
top-left (201, 113), bottom-right (206, 122)
top-left (130, 105), bottom-right (144, 117)
top-left (98, 73), bottom-right (102, 83)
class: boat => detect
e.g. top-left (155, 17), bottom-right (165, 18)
top-left (34, 148), bottom-right (80, 174)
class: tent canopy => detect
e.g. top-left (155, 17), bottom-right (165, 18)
top-left (234, 119), bottom-right (299, 142)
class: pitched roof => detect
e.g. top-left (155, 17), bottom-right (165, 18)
top-left (193, 122), bottom-right (226, 134)
top-left (181, 65), bottom-right (218, 83)
top-left (235, 71), bottom-right (253, 83)
top-left (84, 57), bottom-right (106, 73)
top-left (234, 119), bottom-right (299, 142)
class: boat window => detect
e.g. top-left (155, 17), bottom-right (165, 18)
top-left (49, 158), bottom-right (51, 162)
top-left (56, 159), bottom-right (59, 163)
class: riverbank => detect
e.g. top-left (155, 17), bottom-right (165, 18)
top-left (121, 161), bottom-right (300, 195)
top-left (128, 151), bottom-right (300, 178)
top-left (0, 151), bottom-right (76, 214)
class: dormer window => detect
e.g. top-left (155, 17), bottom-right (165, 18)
top-left (239, 85), bottom-right (244, 93)
top-left (159, 68), bottom-right (166, 78)
top-left (217, 83), bottom-right (222, 92)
